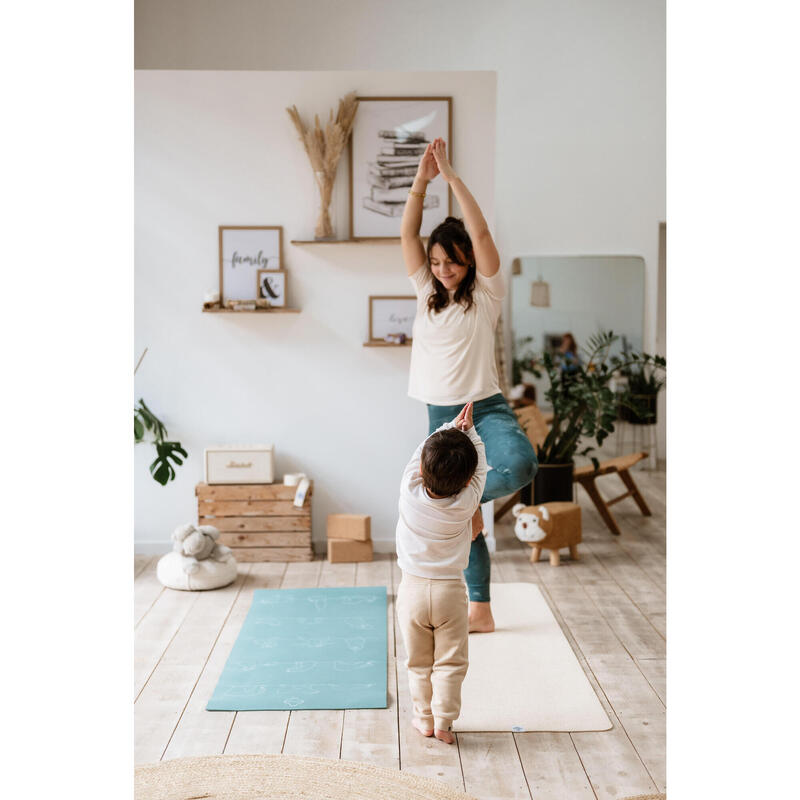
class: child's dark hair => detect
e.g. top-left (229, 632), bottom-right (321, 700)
top-left (420, 428), bottom-right (478, 497)
top-left (426, 217), bottom-right (476, 313)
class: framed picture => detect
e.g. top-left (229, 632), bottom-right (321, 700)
top-left (219, 226), bottom-right (282, 303)
top-left (256, 269), bottom-right (287, 307)
top-left (368, 295), bottom-right (417, 342)
top-left (349, 97), bottom-right (452, 240)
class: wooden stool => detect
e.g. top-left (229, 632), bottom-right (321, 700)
top-left (512, 501), bottom-right (581, 566)
top-left (573, 452), bottom-right (652, 536)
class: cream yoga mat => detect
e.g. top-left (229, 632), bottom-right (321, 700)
top-left (453, 582), bottom-right (611, 732)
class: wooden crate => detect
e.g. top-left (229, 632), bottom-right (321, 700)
top-left (196, 482), bottom-right (314, 562)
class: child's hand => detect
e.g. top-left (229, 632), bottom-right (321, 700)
top-left (453, 401), bottom-right (473, 431)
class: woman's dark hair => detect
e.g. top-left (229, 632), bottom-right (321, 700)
top-left (420, 428), bottom-right (478, 497)
top-left (425, 217), bottom-right (476, 313)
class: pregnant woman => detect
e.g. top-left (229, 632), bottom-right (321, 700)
top-left (400, 138), bottom-right (538, 632)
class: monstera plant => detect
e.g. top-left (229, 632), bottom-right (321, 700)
top-left (134, 398), bottom-right (187, 485)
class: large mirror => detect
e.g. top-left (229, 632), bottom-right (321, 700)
top-left (510, 255), bottom-right (645, 409)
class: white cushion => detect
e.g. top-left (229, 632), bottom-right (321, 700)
top-left (156, 551), bottom-right (238, 591)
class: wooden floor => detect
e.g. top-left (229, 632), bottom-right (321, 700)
top-left (134, 468), bottom-right (665, 800)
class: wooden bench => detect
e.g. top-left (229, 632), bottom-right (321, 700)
top-left (573, 452), bottom-right (652, 536)
top-left (494, 404), bottom-right (652, 537)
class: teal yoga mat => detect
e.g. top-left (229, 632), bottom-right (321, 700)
top-left (207, 586), bottom-right (387, 711)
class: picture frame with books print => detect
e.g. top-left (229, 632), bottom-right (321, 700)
top-left (218, 226), bottom-right (283, 304)
top-left (349, 97), bottom-right (452, 240)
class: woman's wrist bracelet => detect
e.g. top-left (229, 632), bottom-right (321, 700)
top-left (408, 189), bottom-right (426, 198)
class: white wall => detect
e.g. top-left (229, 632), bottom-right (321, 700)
top-left (134, 0), bottom-right (667, 547)
top-left (135, 70), bottom-right (496, 550)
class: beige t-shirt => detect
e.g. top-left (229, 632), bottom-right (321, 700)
top-left (396, 421), bottom-right (489, 579)
top-left (407, 265), bottom-right (506, 405)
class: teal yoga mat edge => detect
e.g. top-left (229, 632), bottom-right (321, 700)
top-left (206, 585), bottom-right (388, 712)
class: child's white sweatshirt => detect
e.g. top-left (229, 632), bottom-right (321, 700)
top-left (396, 422), bottom-right (489, 580)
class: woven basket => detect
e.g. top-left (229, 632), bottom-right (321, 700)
top-left (135, 753), bottom-right (479, 800)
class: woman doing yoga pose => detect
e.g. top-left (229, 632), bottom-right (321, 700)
top-left (400, 138), bottom-right (538, 632)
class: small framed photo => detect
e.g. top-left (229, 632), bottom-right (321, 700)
top-left (349, 97), bottom-right (453, 239)
top-left (219, 226), bottom-right (282, 303)
top-left (257, 269), bottom-right (287, 307)
top-left (368, 295), bottom-right (416, 343)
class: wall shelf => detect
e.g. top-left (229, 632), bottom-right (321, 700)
top-left (291, 238), bottom-right (399, 245)
top-left (363, 341), bottom-right (412, 347)
top-left (203, 307), bottom-right (301, 314)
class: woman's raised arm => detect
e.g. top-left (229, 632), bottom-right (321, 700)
top-left (431, 139), bottom-right (500, 278)
top-left (400, 142), bottom-right (438, 276)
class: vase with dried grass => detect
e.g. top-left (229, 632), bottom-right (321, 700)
top-left (287, 92), bottom-right (359, 240)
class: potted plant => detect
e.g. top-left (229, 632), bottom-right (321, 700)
top-left (617, 363), bottom-right (666, 425)
top-left (529, 331), bottom-right (665, 503)
top-left (134, 398), bottom-right (188, 485)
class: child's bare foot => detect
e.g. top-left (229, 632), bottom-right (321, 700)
top-left (469, 600), bottom-right (495, 633)
top-left (412, 718), bottom-right (433, 737)
top-left (434, 728), bottom-right (455, 744)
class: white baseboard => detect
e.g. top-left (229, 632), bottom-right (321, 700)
top-left (135, 540), bottom-right (399, 556)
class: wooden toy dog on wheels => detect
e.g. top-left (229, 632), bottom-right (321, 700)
top-left (512, 502), bottom-right (582, 566)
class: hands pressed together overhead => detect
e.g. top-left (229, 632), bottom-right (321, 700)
top-left (416, 137), bottom-right (457, 184)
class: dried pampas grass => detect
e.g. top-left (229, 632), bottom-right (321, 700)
top-left (287, 92), bottom-right (359, 239)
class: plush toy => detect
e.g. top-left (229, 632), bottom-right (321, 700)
top-left (511, 502), bottom-right (582, 566)
top-left (157, 523), bottom-right (237, 590)
top-left (172, 523), bottom-right (231, 567)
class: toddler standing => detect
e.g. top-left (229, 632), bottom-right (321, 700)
top-left (395, 402), bottom-right (488, 743)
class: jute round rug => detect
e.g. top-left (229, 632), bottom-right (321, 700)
top-left (135, 754), bottom-right (480, 800)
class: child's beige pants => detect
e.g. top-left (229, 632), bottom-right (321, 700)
top-left (396, 571), bottom-right (469, 731)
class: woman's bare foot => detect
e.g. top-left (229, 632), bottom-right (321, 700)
top-left (412, 718), bottom-right (433, 737)
top-left (469, 601), bottom-right (495, 633)
top-left (434, 728), bottom-right (455, 744)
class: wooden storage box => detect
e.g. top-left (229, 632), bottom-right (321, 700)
top-left (196, 481), bottom-right (313, 562)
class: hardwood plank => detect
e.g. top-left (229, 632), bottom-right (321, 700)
top-left (585, 655), bottom-right (664, 717)
top-left (615, 710), bottom-right (666, 792)
top-left (226, 547), bottom-right (313, 562)
top-left (514, 732), bottom-right (595, 800)
top-left (571, 724), bottom-right (659, 800)
top-left (458, 733), bottom-right (532, 800)
top-left (634, 658), bottom-right (666, 706)
top-left (210, 517), bottom-right (312, 533)
top-left (134, 571), bottom-right (246, 763)
top-left (279, 558), bottom-right (323, 589)
top-left (281, 557), bottom-right (351, 758)
top-left (134, 557), bottom-right (165, 628)
top-left (340, 555), bottom-right (399, 770)
top-left (135, 554), bottom-right (153, 578)
top-left (222, 563), bottom-right (292, 756)
top-left (200, 500), bottom-right (310, 517)
top-left (134, 588), bottom-right (197, 699)
top-left (161, 565), bottom-right (257, 760)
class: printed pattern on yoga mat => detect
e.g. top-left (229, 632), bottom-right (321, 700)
top-left (207, 586), bottom-right (387, 711)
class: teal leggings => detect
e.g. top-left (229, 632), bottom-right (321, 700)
top-left (427, 393), bottom-right (538, 602)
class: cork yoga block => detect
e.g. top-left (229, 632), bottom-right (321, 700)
top-left (327, 538), bottom-right (373, 563)
top-left (327, 514), bottom-right (371, 542)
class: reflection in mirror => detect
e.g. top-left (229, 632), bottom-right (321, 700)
top-left (510, 255), bottom-right (645, 409)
